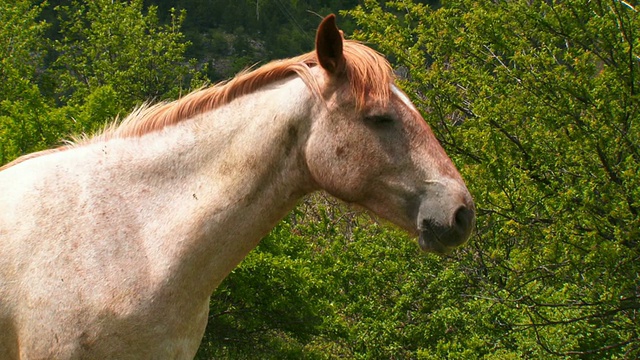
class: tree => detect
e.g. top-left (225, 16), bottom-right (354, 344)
top-left (0, 0), bottom-right (205, 165)
top-left (0, 0), bottom-right (66, 163)
top-left (52, 0), bottom-right (201, 132)
top-left (347, 0), bottom-right (639, 357)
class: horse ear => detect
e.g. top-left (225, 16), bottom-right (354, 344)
top-left (315, 14), bottom-right (345, 74)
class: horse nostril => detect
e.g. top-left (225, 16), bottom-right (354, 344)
top-left (453, 205), bottom-right (475, 235)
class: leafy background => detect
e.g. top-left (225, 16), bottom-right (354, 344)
top-left (1, 0), bottom-right (638, 358)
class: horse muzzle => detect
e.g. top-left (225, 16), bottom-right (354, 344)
top-left (416, 185), bottom-right (476, 254)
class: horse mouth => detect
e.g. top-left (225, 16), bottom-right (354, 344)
top-left (418, 230), bottom-right (453, 255)
top-left (416, 215), bottom-right (471, 255)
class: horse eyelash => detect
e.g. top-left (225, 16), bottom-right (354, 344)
top-left (365, 115), bottom-right (394, 126)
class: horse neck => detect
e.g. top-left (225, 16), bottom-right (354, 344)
top-left (129, 75), bottom-right (317, 295)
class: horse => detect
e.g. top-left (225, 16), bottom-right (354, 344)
top-left (0, 15), bottom-right (474, 359)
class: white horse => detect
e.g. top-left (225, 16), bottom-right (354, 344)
top-left (0, 15), bottom-right (474, 359)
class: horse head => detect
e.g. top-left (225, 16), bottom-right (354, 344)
top-left (305, 15), bottom-right (475, 254)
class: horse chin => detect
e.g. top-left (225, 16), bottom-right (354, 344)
top-left (418, 231), bottom-right (453, 255)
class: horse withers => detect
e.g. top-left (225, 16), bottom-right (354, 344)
top-left (0, 15), bottom-right (474, 359)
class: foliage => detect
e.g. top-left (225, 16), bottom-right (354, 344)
top-left (0, 0), bottom-right (58, 163)
top-left (52, 0), bottom-right (200, 128)
top-left (347, 0), bottom-right (640, 357)
top-left (147, 0), bottom-right (364, 81)
top-left (0, 0), bottom-right (202, 162)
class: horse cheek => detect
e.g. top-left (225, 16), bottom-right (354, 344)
top-left (306, 138), bottom-right (363, 201)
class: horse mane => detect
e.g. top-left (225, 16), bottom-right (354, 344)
top-left (0, 40), bottom-right (393, 171)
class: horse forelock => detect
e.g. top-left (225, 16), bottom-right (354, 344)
top-left (342, 41), bottom-right (394, 109)
top-left (0, 40), bottom-right (394, 171)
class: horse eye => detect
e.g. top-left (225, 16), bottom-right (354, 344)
top-left (365, 115), bottom-right (394, 127)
